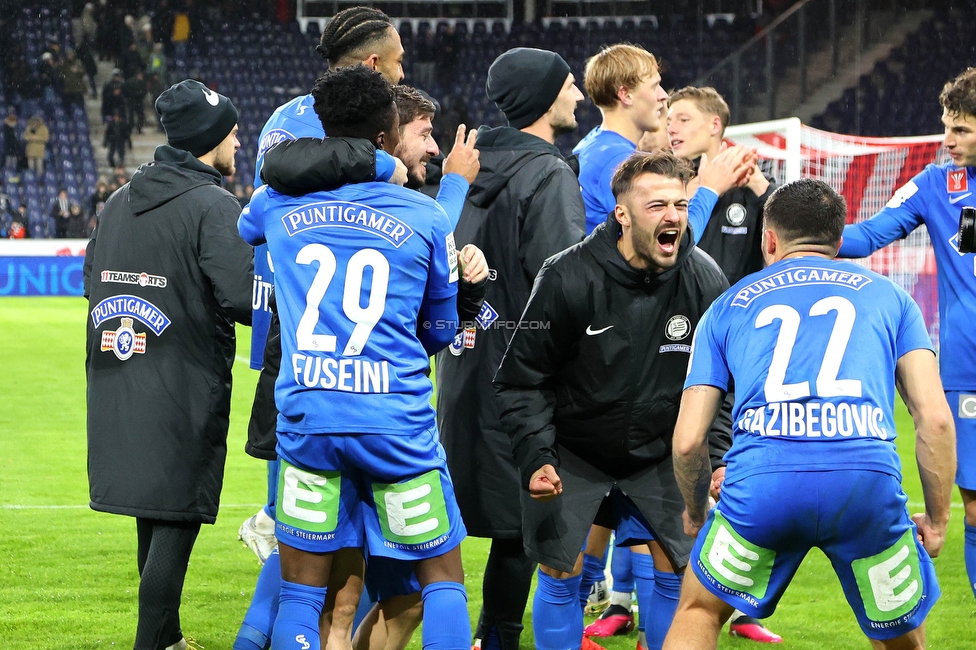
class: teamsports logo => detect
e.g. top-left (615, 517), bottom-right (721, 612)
top-left (100, 317), bottom-right (146, 361)
top-left (100, 269), bottom-right (167, 288)
top-left (948, 169), bottom-right (969, 193)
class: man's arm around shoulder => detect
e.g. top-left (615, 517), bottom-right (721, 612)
top-left (896, 348), bottom-right (956, 557)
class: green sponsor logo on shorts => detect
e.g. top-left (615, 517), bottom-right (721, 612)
top-left (852, 529), bottom-right (923, 622)
top-left (373, 470), bottom-right (449, 546)
top-left (276, 460), bottom-right (341, 534)
top-left (699, 510), bottom-right (775, 600)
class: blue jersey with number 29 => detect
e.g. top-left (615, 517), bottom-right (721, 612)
top-left (685, 257), bottom-right (933, 481)
top-left (239, 181), bottom-right (459, 436)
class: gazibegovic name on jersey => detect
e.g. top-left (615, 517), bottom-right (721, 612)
top-left (686, 256), bottom-right (934, 482)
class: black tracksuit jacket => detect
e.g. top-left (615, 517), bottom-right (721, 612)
top-left (494, 212), bottom-right (733, 489)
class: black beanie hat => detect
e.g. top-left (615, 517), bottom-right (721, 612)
top-left (486, 48), bottom-right (571, 129)
top-left (154, 80), bottom-right (239, 157)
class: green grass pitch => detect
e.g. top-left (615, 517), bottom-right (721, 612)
top-left (0, 297), bottom-right (972, 649)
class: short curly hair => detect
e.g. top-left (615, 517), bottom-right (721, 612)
top-left (940, 67), bottom-right (976, 119)
top-left (312, 65), bottom-right (396, 141)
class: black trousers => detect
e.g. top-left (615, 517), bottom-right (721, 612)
top-left (134, 518), bottom-right (201, 650)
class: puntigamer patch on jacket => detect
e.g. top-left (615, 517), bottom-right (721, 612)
top-left (91, 294), bottom-right (171, 335)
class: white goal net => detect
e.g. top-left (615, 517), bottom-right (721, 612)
top-left (725, 118), bottom-right (949, 348)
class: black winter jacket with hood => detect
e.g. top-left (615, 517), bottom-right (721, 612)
top-left (84, 145), bottom-right (252, 524)
top-left (435, 125), bottom-right (586, 538)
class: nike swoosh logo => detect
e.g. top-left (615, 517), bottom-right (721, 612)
top-left (585, 325), bottom-right (613, 335)
top-left (202, 87), bottom-right (219, 106)
top-left (949, 193), bottom-right (972, 204)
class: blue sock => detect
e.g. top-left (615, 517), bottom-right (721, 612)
top-left (270, 579), bottom-right (325, 650)
top-left (630, 552), bottom-right (655, 634)
top-left (643, 570), bottom-right (682, 650)
top-left (966, 524), bottom-right (976, 598)
top-left (234, 549), bottom-right (281, 650)
top-left (611, 544), bottom-right (634, 595)
top-left (265, 459), bottom-right (279, 520)
top-left (578, 553), bottom-right (607, 608)
top-left (421, 582), bottom-right (471, 650)
top-left (533, 569), bottom-right (583, 650)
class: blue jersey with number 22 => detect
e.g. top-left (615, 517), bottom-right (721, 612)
top-left (685, 257), bottom-right (933, 481)
top-left (239, 181), bottom-right (458, 436)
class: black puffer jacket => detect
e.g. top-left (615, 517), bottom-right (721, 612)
top-left (84, 145), bottom-right (252, 524)
top-left (435, 125), bottom-right (586, 538)
top-left (494, 212), bottom-right (732, 487)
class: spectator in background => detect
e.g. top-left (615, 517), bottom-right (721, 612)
top-left (119, 41), bottom-right (144, 81)
top-left (3, 112), bottom-right (22, 170)
top-left (68, 203), bottom-right (86, 238)
top-left (77, 41), bottom-right (99, 98)
top-left (0, 179), bottom-right (16, 227)
top-left (136, 25), bottom-right (154, 67)
top-left (171, 1), bottom-right (191, 60)
top-left (146, 42), bottom-right (167, 100)
top-left (89, 178), bottom-right (110, 217)
top-left (7, 203), bottom-right (29, 238)
top-left (51, 187), bottom-right (71, 238)
top-left (60, 50), bottom-right (88, 108)
top-left (113, 166), bottom-right (129, 187)
top-left (102, 69), bottom-right (126, 120)
top-left (22, 114), bottom-right (49, 176)
top-left (72, 3), bottom-right (98, 53)
top-left (105, 110), bottom-right (128, 168)
top-left (38, 52), bottom-right (61, 104)
top-left (413, 31), bottom-right (436, 91)
top-left (123, 72), bottom-right (148, 134)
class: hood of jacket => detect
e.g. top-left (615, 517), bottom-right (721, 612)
top-left (466, 125), bottom-right (567, 208)
top-left (128, 145), bottom-right (221, 215)
top-left (586, 211), bottom-right (696, 290)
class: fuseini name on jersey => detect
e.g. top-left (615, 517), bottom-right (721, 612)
top-left (291, 353), bottom-right (390, 393)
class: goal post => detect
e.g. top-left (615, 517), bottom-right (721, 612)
top-left (723, 118), bottom-right (948, 349)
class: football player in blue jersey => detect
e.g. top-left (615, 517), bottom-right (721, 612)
top-left (240, 6), bottom-right (410, 561)
top-left (836, 67), bottom-right (976, 604)
top-left (665, 179), bottom-right (956, 650)
top-left (574, 44), bottom-right (754, 237)
top-left (238, 66), bottom-right (471, 650)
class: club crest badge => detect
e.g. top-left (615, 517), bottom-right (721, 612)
top-left (726, 203), bottom-right (747, 226)
top-left (948, 169), bottom-right (968, 193)
top-left (100, 317), bottom-right (146, 361)
top-left (475, 301), bottom-right (499, 330)
top-left (449, 332), bottom-right (464, 356)
top-left (665, 315), bottom-right (691, 341)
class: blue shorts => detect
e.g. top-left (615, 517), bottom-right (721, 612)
top-left (946, 391), bottom-right (976, 490)
top-left (364, 555), bottom-right (421, 602)
top-left (690, 470), bottom-right (939, 641)
top-left (274, 428), bottom-right (466, 561)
